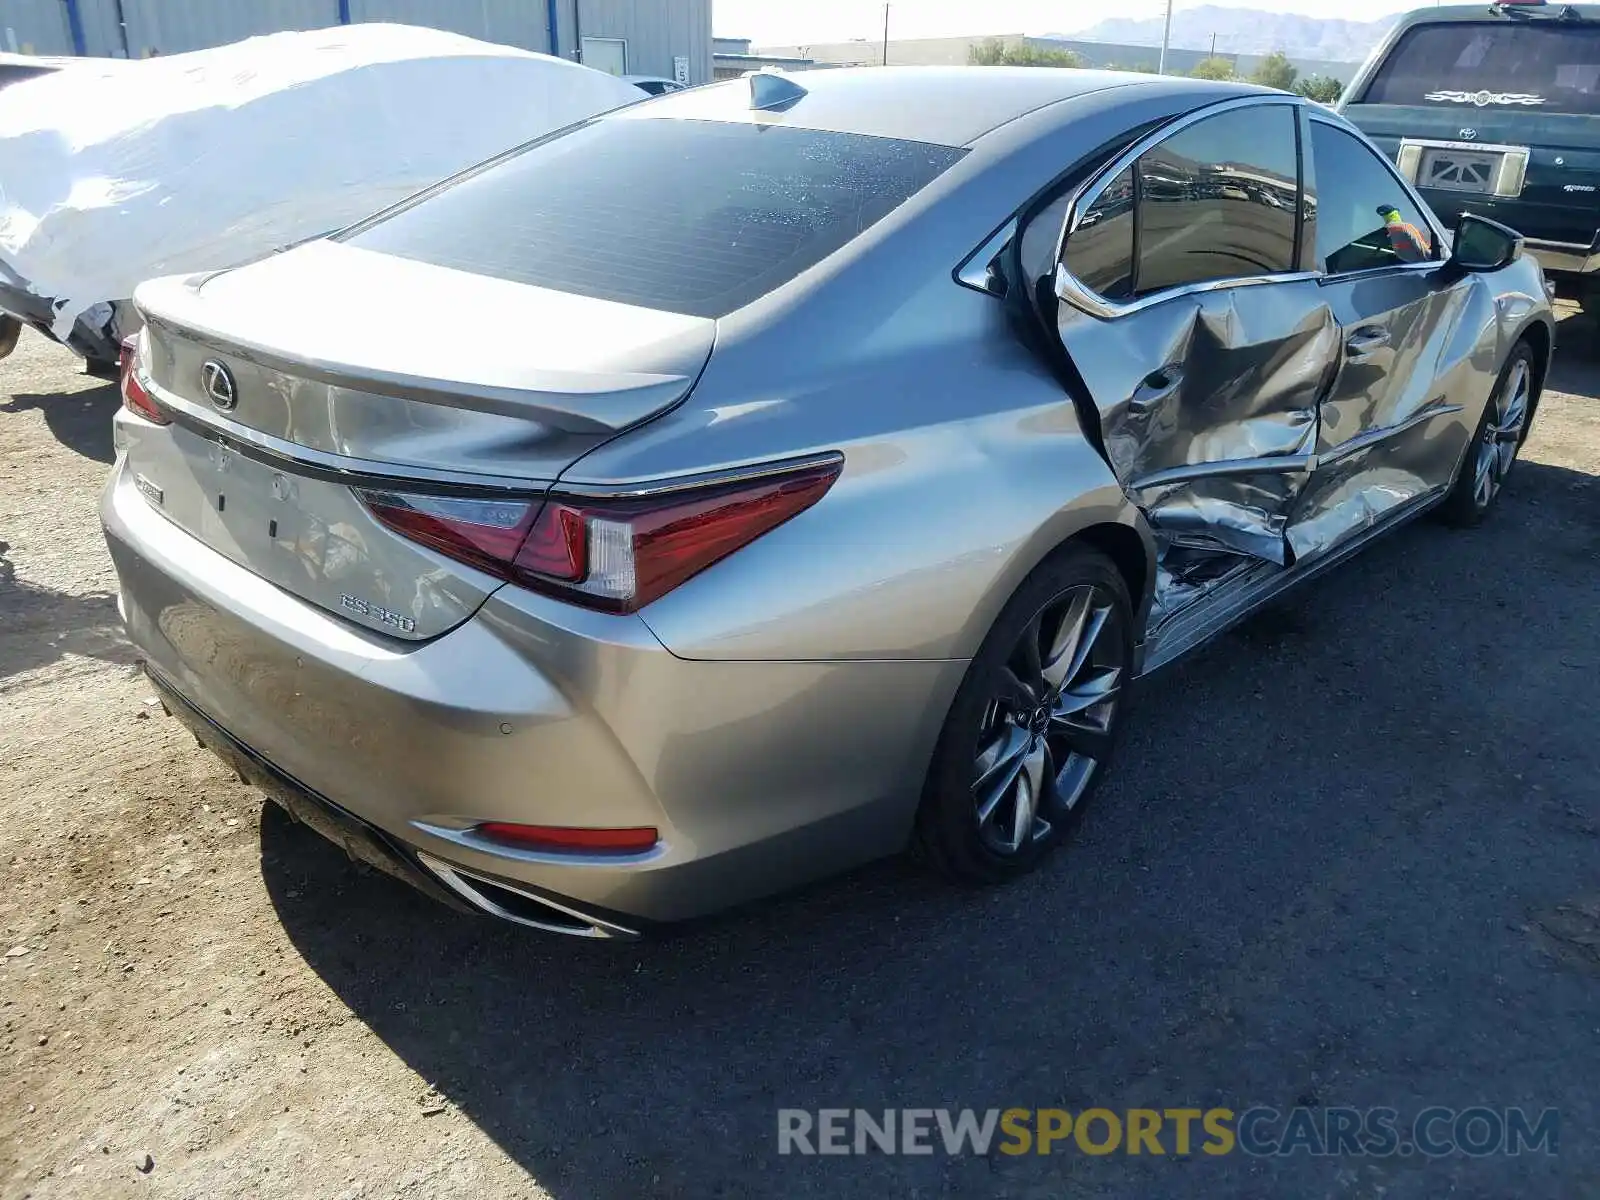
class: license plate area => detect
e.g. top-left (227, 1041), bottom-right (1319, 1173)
top-left (1396, 139), bottom-right (1530, 198)
top-left (1420, 148), bottom-right (1503, 193)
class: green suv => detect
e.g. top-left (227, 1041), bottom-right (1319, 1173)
top-left (1339, 1), bottom-right (1599, 317)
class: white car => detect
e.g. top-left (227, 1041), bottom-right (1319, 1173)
top-left (0, 25), bottom-right (643, 367)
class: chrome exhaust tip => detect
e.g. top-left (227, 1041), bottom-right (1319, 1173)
top-left (416, 852), bottom-right (639, 940)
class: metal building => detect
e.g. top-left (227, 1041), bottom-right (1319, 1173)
top-left (0, 0), bottom-right (712, 84)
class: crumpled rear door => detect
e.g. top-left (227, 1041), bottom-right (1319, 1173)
top-left (1056, 279), bottom-right (1340, 567)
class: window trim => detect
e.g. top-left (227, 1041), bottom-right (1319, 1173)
top-left (1305, 114), bottom-right (1451, 282)
top-left (1055, 95), bottom-right (1312, 321)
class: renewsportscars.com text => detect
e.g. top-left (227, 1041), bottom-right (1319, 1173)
top-left (777, 1106), bottom-right (1558, 1158)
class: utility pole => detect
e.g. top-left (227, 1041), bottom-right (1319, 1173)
top-left (882, 2), bottom-right (890, 66)
top-left (1210, 31), bottom-right (1217, 57)
top-left (1158, 0), bottom-right (1174, 74)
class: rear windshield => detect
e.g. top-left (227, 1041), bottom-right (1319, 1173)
top-left (1359, 21), bottom-right (1600, 115)
top-left (341, 118), bottom-right (966, 318)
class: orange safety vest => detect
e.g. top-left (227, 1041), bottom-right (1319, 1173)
top-left (1382, 212), bottom-right (1431, 261)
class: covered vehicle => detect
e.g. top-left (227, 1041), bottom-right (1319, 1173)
top-left (0, 23), bottom-right (644, 365)
top-left (1338, 1), bottom-right (1600, 316)
top-left (104, 68), bottom-right (1553, 937)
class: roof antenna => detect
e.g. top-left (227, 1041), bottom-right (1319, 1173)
top-left (746, 68), bottom-right (808, 111)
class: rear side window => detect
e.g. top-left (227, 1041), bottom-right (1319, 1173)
top-left (1360, 22), bottom-right (1600, 116)
top-left (1062, 166), bottom-right (1135, 300)
top-left (1135, 106), bottom-right (1300, 294)
top-left (1060, 103), bottom-right (1301, 302)
top-left (342, 118), bottom-right (966, 318)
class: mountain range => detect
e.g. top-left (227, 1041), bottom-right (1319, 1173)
top-left (1058, 6), bottom-right (1400, 64)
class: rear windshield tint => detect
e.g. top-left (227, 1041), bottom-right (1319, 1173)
top-left (341, 118), bottom-right (966, 318)
top-left (1359, 21), bottom-right (1600, 115)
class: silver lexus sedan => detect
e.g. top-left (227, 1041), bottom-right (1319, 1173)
top-left (103, 68), bottom-right (1555, 937)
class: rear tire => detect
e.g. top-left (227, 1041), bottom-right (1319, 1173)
top-left (914, 545), bottom-right (1134, 885)
top-left (1438, 340), bottom-right (1536, 528)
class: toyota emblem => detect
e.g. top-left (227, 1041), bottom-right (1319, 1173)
top-left (1459, 127), bottom-right (1477, 140)
top-left (200, 360), bottom-right (237, 411)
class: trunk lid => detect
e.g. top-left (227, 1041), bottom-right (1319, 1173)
top-left (127, 240), bottom-right (714, 640)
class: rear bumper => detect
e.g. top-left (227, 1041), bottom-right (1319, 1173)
top-left (102, 458), bottom-right (964, 926)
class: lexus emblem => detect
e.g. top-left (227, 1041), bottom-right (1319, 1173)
top-left (200, 360), bottom-right (237, 411)
top-left (1459, 127), bottom-right (1477, 140)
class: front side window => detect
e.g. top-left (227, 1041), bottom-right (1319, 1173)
top-left (1360, 22), bottom-right (1600, 116)
top-left (343, 119), bottom-right (965, 319)
top-left (1309, 121), bottom-right (1436, 274)
top-left (1060, 103), bottom-right (1301, 303)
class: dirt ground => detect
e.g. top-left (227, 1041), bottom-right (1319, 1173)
top-left (2, 313), bottom-right (1598, 1200)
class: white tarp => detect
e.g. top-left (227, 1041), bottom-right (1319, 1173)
top-left (0, 24), bottom-right (643, 341)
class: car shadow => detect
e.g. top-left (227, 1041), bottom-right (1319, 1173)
top-left (261, 453), bottom-right (1600, 1198)
top-left (0, 540), bottom-right (138, 680)
top-left (0, 380), bottom-right (120, 464)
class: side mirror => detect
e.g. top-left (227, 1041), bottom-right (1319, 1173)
top-left (1450, 213), bottom-right (1523, 273)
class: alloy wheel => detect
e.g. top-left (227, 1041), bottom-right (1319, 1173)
top-left (972, 584), bottom-right (1125, 856)
top-left (1471, 356), bottom-right (1530, 510)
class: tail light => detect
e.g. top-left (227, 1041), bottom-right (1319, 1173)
top-left (119, 335), bottom-right (169, 425)
top-left (357, 455), bottom-right (842, 614)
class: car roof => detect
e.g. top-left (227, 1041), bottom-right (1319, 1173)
top-left (1385, 2), bottom-right (1600, 26)
top-left (611, 66), bottom-right (1271, 147)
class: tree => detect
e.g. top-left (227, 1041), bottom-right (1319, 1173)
top-left (1189, 56), bottom-right (1237, 81)
top-left (968, 38), bottom-right (1085, 68)
top-left (1294, 74), bottom-right (1345, 104)
top-left (1251, 50), bottom-right (1298, 92)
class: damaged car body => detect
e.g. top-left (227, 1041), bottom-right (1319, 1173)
top-left (101, 68), bottom-right (1554, 936)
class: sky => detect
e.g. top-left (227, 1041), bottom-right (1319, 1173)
top-left (714, 0), bottom-right (1405, 46)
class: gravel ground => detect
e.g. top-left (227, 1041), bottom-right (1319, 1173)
top-left (2, 315), bottom-right (1598, 1200)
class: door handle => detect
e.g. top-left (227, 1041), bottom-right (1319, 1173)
top-left (1345, 326), bottom-right (1390, 360)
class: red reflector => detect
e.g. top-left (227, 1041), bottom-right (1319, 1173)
top-left (475, 823), bottom-right (659, 854)
top-left (119, 336), bottom-right (169, 425)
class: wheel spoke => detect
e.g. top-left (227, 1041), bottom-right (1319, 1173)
top-left (1473, 445), bottom-right (1495, 506)
top-left (974, 724), bottom-right (1031, 827)
top-left (1054, 666), bottom-right (1122, 716)
top-left (1050, 713), bottom-right (1113, 763)
top-left (1013, 612), bottom-right (1045, 691)
top-left (1495, 439), bottom-right (1518, 480)
top-left (1040, 589), bottom-right (1092, 689)
top-left (1004, 740), bottom-right (1047, 852)
top-left (1053, 604), bottom-right (1112, 694)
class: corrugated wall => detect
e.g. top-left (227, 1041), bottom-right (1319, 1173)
top-left (572, 0), bottom-right (710, 83)
top-left (120, 0), bottom-right (341, 56)
top-left (0, 0), bottom-right (75, 55)
top-left (350, 0), bottom-right (551, 54)
top-left (0, 0), bottom-right (709, 79)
